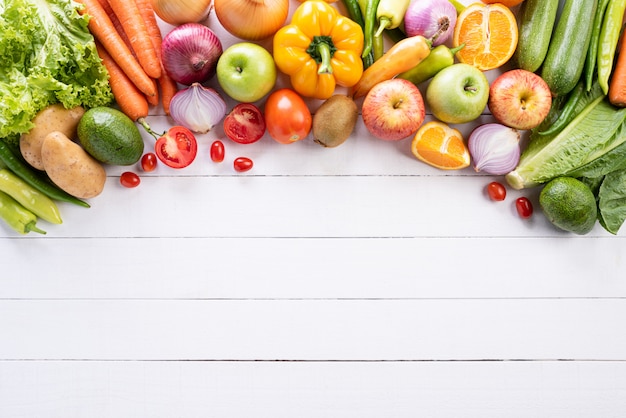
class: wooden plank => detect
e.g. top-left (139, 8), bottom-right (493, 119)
top-left (1, 360), bottom-right (625, 418)
top-left (1, 237), bottom-right (625, 299)
top-left (1, 299), bottom-right (625, 360)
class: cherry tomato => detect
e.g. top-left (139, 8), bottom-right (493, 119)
top-left (223, 103), bottom-right (266, 144)
top-left (233, 157), bottom-right (253, 172)
top-left (487, 181), bottom-right (506, 201)
top-left (264, 88), bottom-right (312, 144)
top-left (515, 197), bottom-right (533, 219)
top-left (140, 152), bottom-right (157, 172)
top-left (155, 126), bottom-right (197, 169)
top-left (210, 140), bottom-right (225, 163)
top-left (120, 171), bottom-right (140, 188)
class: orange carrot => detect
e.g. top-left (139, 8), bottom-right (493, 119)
top-left (609, 30), bottom-right (626, 107)
top-left (76, 0), bottom-right (157, 98)
top-left (107, 0), bottom-right (162, 80)
top-left (95, 41), bottom-right (149, 122)
top-left (134, 0), bottom-right (178, 114)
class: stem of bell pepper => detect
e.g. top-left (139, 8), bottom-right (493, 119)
top-left (317, 42), bottom-right (334, 74)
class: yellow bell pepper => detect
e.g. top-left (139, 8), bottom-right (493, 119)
top-left (273, 0), bottom-right (364, 100)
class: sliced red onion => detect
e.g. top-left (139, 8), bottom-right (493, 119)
top-left (404, 0), bottom-right (457, 46)
top-left (468, 123), bottom-right (521, 175)
top-left (161, 23), bottom-right (223, 85)
top-left (169, 83), bottom-right (227, 134)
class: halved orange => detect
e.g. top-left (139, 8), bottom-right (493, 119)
top-left (411, 121), bottom-right (470, 170)
top-left (453, 3), bottom-right (518, 71)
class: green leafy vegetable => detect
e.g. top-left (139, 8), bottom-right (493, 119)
top-left (506, 96), bottom-right (626, 189)
top-left (0, 0), bottom-right (113, 143)
top-left (598, 168), bottom-right (626, 234)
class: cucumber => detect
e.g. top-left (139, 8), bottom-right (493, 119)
top-left (540, 0), bottom-right (599, 97)
top-left (513, 0), bottom-right (559, 73)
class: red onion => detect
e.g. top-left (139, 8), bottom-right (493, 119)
top-left (468, 123), bottom-right (521, 175)
top-left (404, 0), bottom-right (457, 46)
top-left (161, 23), bottom-right (223, 85)
top-left (169, 83), bottom-right (227, 134)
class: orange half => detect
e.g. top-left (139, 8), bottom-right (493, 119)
top-left (453, 3), bottom-right (518, 71)
top-left (411, 121), bottom-right (470, 170)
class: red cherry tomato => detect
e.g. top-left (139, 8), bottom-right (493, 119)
top-left (233, 157), bottom-right (253, 172)
top-left (515, 196), bottom-right (533, 219)
top-left (155, 126), bottom-right (198, 169)
top-left (210, 140), bottom-right (225, 163)
top-left (120, 171), bottom-right (140, 188)
top-left (140, 152), bottom-right (157, 172)
top-left (264, 88), bottom-right (312, 144)
top-left (487, 181), bottom-right (506, 201)
top-left (223, 103), bottom-right (266, 144)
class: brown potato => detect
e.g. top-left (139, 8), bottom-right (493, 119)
top-left (20, 104), bottom-right (85, 170)
top-left (41, 131), bottom-right (106, 199)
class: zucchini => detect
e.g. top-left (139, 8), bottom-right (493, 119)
top-left (514, 0), bottom-right (559, 73)
top-left (540, 0), bottom-right (599, 97)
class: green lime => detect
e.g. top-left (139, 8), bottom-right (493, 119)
top-left (77, 107), bottom-right (144, 166)
top-left (539, 176), bottom-right (598, 235)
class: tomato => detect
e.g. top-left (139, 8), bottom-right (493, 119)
top-left (515, 197), bottom-right (533, 219)
top-left (210, 140), bottom-right (225, 163)
top-left (223, 103), bottom-right (266, 144)
top-left (120, 171), bottom-right (141, 188)
top-left (155, 126), bottom-right (197, 169)
top-left (140, 152), bottom-right (158, 172)
top-left (264, 88), bottom-right (312, 144)
top-left (487, 181), bottom-right (506, 201)
top-left (233, 157), bottom-right (253, 172)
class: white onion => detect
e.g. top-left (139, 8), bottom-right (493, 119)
top-left (468, 123), bottom-right (521, 175)
top-left (151, 0), bottom-right (212, 25)
top-left (404, 0), bottom-right (457, 46)
top-left (161, 23), bottom-right (222, 85)
top-left (169, 83), bottom-right (227, 134)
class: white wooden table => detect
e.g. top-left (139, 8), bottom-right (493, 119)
top-left (2, 1), bottom-right (626, 416)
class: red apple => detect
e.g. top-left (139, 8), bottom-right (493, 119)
top-left (488, 69), bottom-right (552, 130)
top-left (361, 78), bottom-right (426, 141)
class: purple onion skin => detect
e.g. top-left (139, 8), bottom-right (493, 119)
top-left (404, 0), bottom-right (457, 47)
top-left (161, 23), bottom-right (223, 85)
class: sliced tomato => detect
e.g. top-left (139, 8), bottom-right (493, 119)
top-left (155, 126), bottom-right (198, 169)
top-left (264, 88), bottom-right (312, 144)
top-left (223, 103), bottom-right (266, 144)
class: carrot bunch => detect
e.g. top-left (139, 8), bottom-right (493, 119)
top-left (76, 0), bottom-right (178, 121)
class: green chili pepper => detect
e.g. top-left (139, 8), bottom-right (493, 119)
top-left (0, 190), bottom-right (46, 235)
top-left (374, 0), bottom-right (411, 37)
top-left (341, 0), bottom-right (365, 29)
top-left (597, 0), bottom-right (626, 94)
top-left (397, 44), bottom-right (465, 86)
top-left (0, 168), bottom-right (62, 225)
top-left (0, 141), bottom-right (90, 208)
top-left (360, 0), bottom-right (381, 59)
top-left (585, 0), bottom-right (610, 91)
top-left (372, 30), bottom-right (384, 61)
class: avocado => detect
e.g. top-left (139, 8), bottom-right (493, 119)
top-left (77, 107), bottom-right (144, 166)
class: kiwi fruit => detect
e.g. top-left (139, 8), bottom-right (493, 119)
top-left (312, 95), bottom-right (358, 148)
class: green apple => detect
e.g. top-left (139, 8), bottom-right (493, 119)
top-left (426, 63), bottom-right (490, 124)
top-left (216, 42), bottom-right (277, 103)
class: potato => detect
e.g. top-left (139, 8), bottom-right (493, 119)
top-left (41, 131), bottom-right (106, 199)
top-left (20, 104), bottom-right (85, 170)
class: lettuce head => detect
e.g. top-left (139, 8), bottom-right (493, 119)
top-left (0, 0), bottom-right (113, 142)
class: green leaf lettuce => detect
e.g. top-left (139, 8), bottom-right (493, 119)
top-left (0, 0), bottom-right (113, 141)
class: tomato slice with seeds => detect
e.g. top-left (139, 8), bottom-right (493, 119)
top-left (223, 103), bottom-right (266, 144)
top-left (155, 126), bottom-right (198, 169)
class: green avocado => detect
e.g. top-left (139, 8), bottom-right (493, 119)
top-left (539, 176), bottom-right (598, 235)
top-left (77, 107), bottom-right (144, 166)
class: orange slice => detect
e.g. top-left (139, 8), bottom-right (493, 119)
top-left (411, 121), bottom-right (470, 170)
top-left (481, 0), bottom-right (524, 7)
top-left (453, 3), bottom-right (518, 71)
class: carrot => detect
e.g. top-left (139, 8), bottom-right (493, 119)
top-left (609, 29), bottom-right (626, 107)
top-left (76, 0), bottom-right (157, 98)
top-left (133, 0), bottom-right (178, 114)
top-left (95, 41), bottom-right (149, 122)
top-left (95, 0), bottom-right (132, 53)
top-left (107, 0), bottom-right (162, 80)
